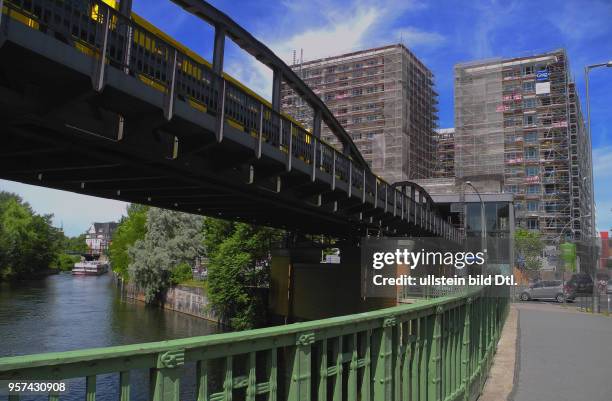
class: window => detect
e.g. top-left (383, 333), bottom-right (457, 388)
top-left (326, 67), bottom-right (335, 73)
top-left (366, 86), bottom-right (378, 93)
top-left (527, 219), bottom-right (539, 229)
top-left (505, 185), bottom-right (518, 193)
top-left (367, 59), bottom-right (377, 65)
top-left (353, 117), bottom-right (363, 124)
top-left (367, 69), bottom-right (376, 76)
top-left (325, 77), bottom-right (335, 83)
top-left (352, 105), bottom-right (362, 111)
top-left (524, 131), bottom-right (538, 142)
top-left (526, 166), bottom-right (539, 176)
top-left (354, 63), bottom-right (363, 69)
top-left (352, 133), bottom-right (362, 140)
top-left (523, 65), bottom-right (534, 75)
top-left (523, 98), bottom-right (535, 109)
top-left (367, 132), bottom-right (375, 139)
top-left (524, 114), bottom-right (537, 126)
top-left (525, 147), bottom-right (538, 160)
top-left (527, 201), bottom-right (539, 211)
top-left (366, 115), bottom-right (379, 121)
top-left (352, 88), bottom-right (363, 96)
top-left (366, 103), bottom-right (377, 109)
top-left (522, 81), bottom-right (535, 91)
top-left (527, 185), bottom-right (540, 194)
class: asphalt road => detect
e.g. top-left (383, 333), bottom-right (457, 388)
top-left (511, 303), bottom-right (612, 401)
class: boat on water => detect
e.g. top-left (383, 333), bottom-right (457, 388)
top-left (72, 255), bottom-right (109, 276)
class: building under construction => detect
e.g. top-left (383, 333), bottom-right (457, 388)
top-left (280, 44), bottom-right (438, 183)
top-left (454, 49), bottom-right (595, 243)
top-left (434, 128), bottom-right (455, 178)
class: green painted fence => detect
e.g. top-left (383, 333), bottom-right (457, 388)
top-left (0, 286), bottom-right (508, 401)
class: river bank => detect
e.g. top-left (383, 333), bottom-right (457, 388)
top-left (119, 277), bottom-right (221, 324)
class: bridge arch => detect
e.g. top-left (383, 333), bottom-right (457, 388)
top-left (168, 0), bottom-right (369, 171)
top-left (391, 180), bottom-right (436, 210)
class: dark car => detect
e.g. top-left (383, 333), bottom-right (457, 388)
top-left (565, 273), bottom-right (593, 296)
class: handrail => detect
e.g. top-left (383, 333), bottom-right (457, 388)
top-left (0, 286), bottom-right (509, 401)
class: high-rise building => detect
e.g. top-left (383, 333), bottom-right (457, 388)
top-left (454, 49), bottom-right (595, 243)
top-left (434, 128), bottom-right (455, 178)
top-left (280, 44), bottom-right (438, 183)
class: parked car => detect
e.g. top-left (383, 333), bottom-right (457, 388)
top-left (565, 273), bottom-right (594, 296)
top-left (607, 279), bottom-right (612, 295)
top-left (519, 280), bottom-right (571, 303)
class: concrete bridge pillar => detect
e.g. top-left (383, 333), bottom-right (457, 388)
top-left (269, 244), bottom-right (396, 323)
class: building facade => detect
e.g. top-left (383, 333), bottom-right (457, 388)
top-left (281, 44), bottom-right (438, 183)
top-left (434, 128), bottom-right (455, 178)
top-left (454, 49), bottom-right (595, 244)
top-left (85, 222), bottom-right (118, 254)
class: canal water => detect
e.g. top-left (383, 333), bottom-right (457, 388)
top-left (0, 273), bottom-right (220, 400)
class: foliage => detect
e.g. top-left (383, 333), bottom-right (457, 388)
top-left (205, 218), bottom-right (283, 330)
top-left (170, 262), bottom-right (193, 285)
top-left (54, 253), bottom-right (81, 271)
top-left (61, 234), bottom-right (88, 254)
top-left (0, 191), bottom-right (62, 280)
top-left (128, 208), bottom-right (204, 303)
top-left (515, 228), bottom-right (544, 271)
top-left (109, 204), bottom-right (148, 280)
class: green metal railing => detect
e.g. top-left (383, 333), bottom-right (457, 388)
top-left (0, 287), bottom-right (508, 401)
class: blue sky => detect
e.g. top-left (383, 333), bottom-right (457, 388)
top-left (1, 0), bottom-right (611, 236)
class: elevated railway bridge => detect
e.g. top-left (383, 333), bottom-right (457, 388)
top-left (0, 1), bottom-right (506, 400)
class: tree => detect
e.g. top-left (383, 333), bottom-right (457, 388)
top-left (205, 218), bottom-right (283, 330)
top-left (0, 191), bottom-right (61, 279)
top-left (515, 228), bottom-right (544, 272)
top-left (109, 204), bottom-right (148, 280)
top-left (128, 208), bottom-right (204, 303)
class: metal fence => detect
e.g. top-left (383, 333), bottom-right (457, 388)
top-left (0, 286), bottom-right (508, 401)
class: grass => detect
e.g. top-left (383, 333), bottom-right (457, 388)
top-left (179, 279), bottom-right (208, 290)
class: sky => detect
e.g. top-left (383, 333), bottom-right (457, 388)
top-left (1, 0), bottom-right (611, 236)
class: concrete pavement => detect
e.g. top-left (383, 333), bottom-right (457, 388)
top-left (479, 305), bottom-right (519, 401)
top-left (510, 302), bottom-right (612, 401)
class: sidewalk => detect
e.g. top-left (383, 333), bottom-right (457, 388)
top-left (511, 303), bottom-right (612, 401)
top-left (478, 305), bottom-right (519, 401)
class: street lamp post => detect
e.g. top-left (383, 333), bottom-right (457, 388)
top-left (585, 61), bottom-right (611, 313)
top-left (465, 181), bottom-right (487, 265)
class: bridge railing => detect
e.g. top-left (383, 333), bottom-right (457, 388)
top-left (1, 0), bottom-right (459, 240)
top-left (0, 286), bottom-right (508, 401)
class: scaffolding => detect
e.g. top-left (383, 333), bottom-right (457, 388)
top-left (280, 44), bottom-right (437, 183)
top-left (434, 128), bottom-right (455, 178)
top-left (454, 50), bottom-right (594, 244)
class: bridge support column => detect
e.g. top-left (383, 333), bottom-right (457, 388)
top-left (272, 68), bottom-right (282, 112)
top-left (212, 25), bottom-right (225, 74)
top-left (269, 244), bottom-right (396, 323)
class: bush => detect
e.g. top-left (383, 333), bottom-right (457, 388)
top-left (170, 262), bottom-right (193, 285)
top-left (54, 253), bottom-right (80, 271)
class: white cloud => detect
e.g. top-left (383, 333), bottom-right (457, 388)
top-left (547, 0), bottom-right (612, 42)
top-left (593, 146), bottom-right (612, 178)
top-left (225, 0), bottom-right (441, 100)
top-left (394, 27), bottom-right (446, 48)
